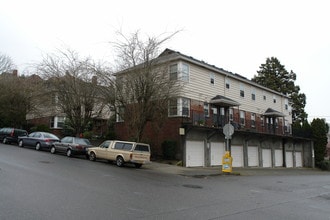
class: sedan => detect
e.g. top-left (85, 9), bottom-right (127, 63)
top-left (50, 136), bottom-right (92, 157)
top-left (18, 132), bottom-right (60, 151)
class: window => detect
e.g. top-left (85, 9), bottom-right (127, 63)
top-left (285, 99), bottom-right (288, 110)
top-left (169, 63), bottom-right (189, 82)
top-left (240, 83), bottom-right (245, 97)
top-left (225, 78), bottom-right (230, 89)
top-left (204, 102), bottom-right (209, 117)
top-left (210, 73), bottom-right (215, 85)
top-left (229, 108), bottom-right (233, 121)
top-left (168, 97), bottom-right (190, 117)
top-left (273, 95), bottom-right (277, 103)
top-left (261, 116), bottom-right (264, 126)
top-left (181, 63), bottom-right (189, 82)
top-left (117, 107), bottom-right (125, 122)
top-left (50, 116), bottom-right (65, 128)
top-left (263, 95), bottom-right (266, 101)
top-left (169, 64), bottom-right (178, 80)
top-left (251, 88), bottom-right (256, 101)
top-left (251, 113), bottom-right (256, 127)
top-left (169, 99), bottom-right (178, 116)
top-left (240, 110), bottom-right (245, 125)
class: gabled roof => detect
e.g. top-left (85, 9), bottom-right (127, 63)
top-left (263, 108), bottom-right (286, 117)
top-left (209, 95), bottom-right (240, 107)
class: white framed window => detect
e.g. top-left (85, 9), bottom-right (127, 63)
top-left (229, 108), bottom-right (233, 121)
top-left (240, 110), bottom-right (245, 125)
top-left (168, 97), bottom-right (190, 117)
top-left (251, 87), bottom-right (256, 101)
top-left (225, 78), bottom-right (230, 89)
top-left (251, 113), bottom-right (256, 127)
top-left (169, 64), bottom-right (178, 80)
top-left (273, 95), bottom-right (277, 103)
top-left (116, 106), bottom-right (125, 122)
top-left (50, 116), bottom-right (65, 128)
top-left (169, 62), bottom-right (189, 82)
top-left (240, 83), bottom-right (245, 97)
top-left (210, 73), bottom-right (215, 85)
top-left (204, 102), bottom-right (209, 117)
top-left (285, 99), bottom-right (288, 110)
top-left (180, 63), bottom-right (189, 82)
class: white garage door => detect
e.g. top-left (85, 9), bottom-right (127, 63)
top-left (248, 146), bottom-right (259, 167)
top-left (186, 141), bottom-right (204, 167)
top-left (231, 146), bottom-right (243, 167)
top-left (274, 149), bottom-right (283, 167)
top-left (210, 142), bottom-right (225, 166)
top-left (262, 149), bottom-right (272, 167)
top-left (286, 151), bottom-right (293, 168)
top-left (295, 152), bottom-right (303, 167)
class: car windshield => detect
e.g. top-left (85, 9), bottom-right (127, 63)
top-left (76, 138), bottom-right (90, 145)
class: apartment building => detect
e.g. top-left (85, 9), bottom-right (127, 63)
top-left (115, 49), bottom-right (314, 168)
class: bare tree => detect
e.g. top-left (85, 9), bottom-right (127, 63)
top-left (0, 53), bottom-right (16, 74)
top-left (105, 30), bottom-right (181, 141)
top-left (36, 48), bottom-right (110, 136)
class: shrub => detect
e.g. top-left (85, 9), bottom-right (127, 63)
top-left (318, 160), bottom-right (330, 171)
top-left (162, 140), bottom-right (177, 160)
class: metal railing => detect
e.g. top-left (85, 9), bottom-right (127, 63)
top-left (181, 110), bottom-right (291, 136)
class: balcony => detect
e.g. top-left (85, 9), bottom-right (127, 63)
top-left (181, 110), bottom-right (291, 137)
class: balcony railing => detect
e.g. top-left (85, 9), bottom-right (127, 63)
top-left (181, 110), bottom-right (291, 136)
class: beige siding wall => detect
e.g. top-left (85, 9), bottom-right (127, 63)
top-left (177, 60), bottom-right (292, 124)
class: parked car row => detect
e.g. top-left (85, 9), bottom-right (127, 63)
top-left (1, 128), bottom-right (151, 168)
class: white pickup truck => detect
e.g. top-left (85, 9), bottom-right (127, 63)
top-left (87, 140), bottom-right (151, 168)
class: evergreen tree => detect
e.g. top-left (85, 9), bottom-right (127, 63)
top-left (252, 57), bottom-right (307, 123)
top-left (311, 118), bottom-right (329, 166)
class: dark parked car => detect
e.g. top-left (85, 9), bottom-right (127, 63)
top-left (0, 127), bottom-right (28, 144)
top-left (50, 136), bottom-right (92, 157)
top-left (18, 132), bottom-right (60, 151)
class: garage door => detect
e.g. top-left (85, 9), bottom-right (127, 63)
top-left (210, 142), bottom-right (225, 166)
top-left (286, 151), bottom-right (293, 168)
top-left (248, 146), bottom-right (259, 167)
top-left (295, 152), bottom-right (303, 167)
top-left (262, 149), bottom-right (272, 167)
top-left (231, 145), bottom-right (243, 167)
top-left (274, 149), bottom-right (283, 167)
top-left (186, 141), bottom-right (204, 167)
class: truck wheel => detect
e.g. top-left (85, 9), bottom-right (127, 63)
top-left (134, 163), bottom-right (142, 168)
top-left (116, 156), bottom-right (124, 167)
top-left (89, 152), bottom-right (96, 161)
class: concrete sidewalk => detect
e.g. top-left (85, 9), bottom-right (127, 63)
top-left (144, 161), bottom-right (328, 177)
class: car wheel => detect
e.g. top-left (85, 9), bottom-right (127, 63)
top-left (35, 143), bottom-right (41, 151)
top-left (18, 140), bottom-right (24, 147)
top-left (66, 149), bottom-right (72, 157)
top-left (134, 163), bottom-right (142, 168)
top-left (116, 156), bottom-right (124, 167)
top-left (89, 152), bottom-right (96, 161)
top-left (50, 146), bottom-right (56, 154)
top-left (3, 137), bottom-right (7, 144)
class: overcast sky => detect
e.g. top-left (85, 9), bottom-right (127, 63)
top-left (1, 0), bottom-right (329, 122)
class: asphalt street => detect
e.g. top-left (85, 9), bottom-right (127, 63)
top-left (0, 143), bottom-right (329, 220)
